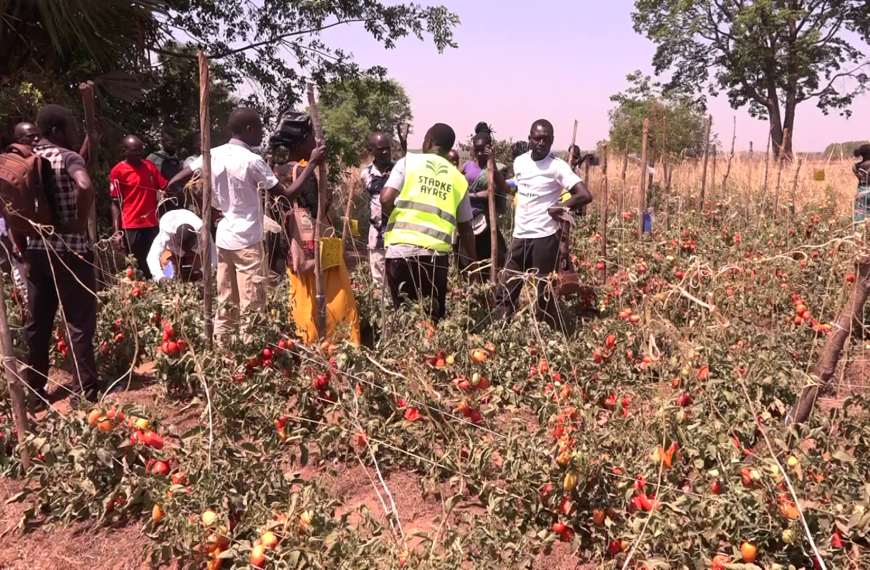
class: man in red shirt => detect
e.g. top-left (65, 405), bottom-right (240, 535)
top-left (110, 135), bottom-right (167, 278)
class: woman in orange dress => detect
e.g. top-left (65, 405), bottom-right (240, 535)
top-left (270, 112), bottom-right (360, 344)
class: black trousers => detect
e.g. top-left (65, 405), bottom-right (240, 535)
top-left (386, 255), bottom-right (449, 322)
top-left (125, 226), bottom-right (159, 279)
top-left (457, 224), bottom-right (508, 281)
top-left (496, 232), bottom-right (562, 323)
top-left (24, 249), bottom-right (99, 394)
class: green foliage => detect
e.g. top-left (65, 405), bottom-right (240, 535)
top-left (0, 0), bottom-right (163, 78)
top-left (608, 71), bottom-right (713, 158)
top-left (632, 0), bottom-right (870, 155)
top-left (319, 76), bottom-right (413, 168)
top-left (823, 140), bottom-right (870, 159)
top-left (4, 194), bottom-right (869, 568)
top-left (102, 43), bottom-right (237, 152)
top-left (165, 0), bottom-right (458, 115)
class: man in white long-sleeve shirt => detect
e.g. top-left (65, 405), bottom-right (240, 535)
top-left (146, 209), bottom-right (216, 283)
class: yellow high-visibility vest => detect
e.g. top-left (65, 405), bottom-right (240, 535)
top-left (385, 153), bottom-right (468, 252)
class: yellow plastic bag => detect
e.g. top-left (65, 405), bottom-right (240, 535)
top-left (320, 237), bottom-right (342, 271)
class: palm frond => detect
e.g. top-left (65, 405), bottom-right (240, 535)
top-left (31, 0), bottom-right (168, 66)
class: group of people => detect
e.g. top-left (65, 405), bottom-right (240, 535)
top-left (360, 119), bottom-right (591, 323)
top-left (2, 102), bottom-right (592, 410)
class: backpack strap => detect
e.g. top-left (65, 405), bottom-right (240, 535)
top-left (3, 143), bottom-right (33, 159)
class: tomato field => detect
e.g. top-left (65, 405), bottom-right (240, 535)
top-left (2, 176), bottom-right (870, 569)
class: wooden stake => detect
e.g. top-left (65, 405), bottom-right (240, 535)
top-left (568, 120), bottom-right (579, 173)
top-left (661, 116), bottom-right (670, 231)
top-left (722, 116), bottom-right (736, 191)
top-left (788, 158), bottom-right (804, 225)
top-left (487, 148), bottom-right (498, 285)
top-left (399, 123), bottom-right (410, 159)
top-left (710, 147), bottom-right (718, 203)
top-left (307, 83), bottom-right (328, 339)
top-left (619, 154), bottom-right (628, 215)
top-left (761, 128), bottom-right (772, 209)
top-left (791, 249), bottom-right (870, 425)
top-left (0, 283), bottom-right (30, 470)
top-left (197, 51), bottom-right (215, 347)
top-left (746, 141), bottom-right (754, 220)
top-left (638, 118), bottom-right (649, 240)
top-left (599, 142), bottom-right (609, 283)
top-left (341, 180), bottom-right (356, 253)
top-left (78, 82), bottom-right (98, 246)
top-left (698, 115), bottom-right (712, 213)
top-left (773, 128), bottom-right (790, 216)
top-left (567, 120), bottom-right (579, 175)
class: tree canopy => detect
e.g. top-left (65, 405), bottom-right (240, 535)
top-left (318, 76), bottom-right (412, 168)
top-left (162, 0), bottom-right (457, 116)
top-left (608, 71), bottom-right (713, 159)
top-left (632, 0), bottom-right (870, 157)
top-left (1, 0), bottom-right (458, 131)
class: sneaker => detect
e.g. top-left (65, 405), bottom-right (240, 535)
top-left (28, 388), bottom-right (50, 412)
top-left (79, 387), bottom-right (100, 404)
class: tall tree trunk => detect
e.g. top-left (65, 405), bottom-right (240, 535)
top-left (782, 97), bottom-right (797, 159)
top-left (768, 115), bottom-right (785, 161)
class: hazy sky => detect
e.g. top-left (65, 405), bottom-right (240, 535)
top-left (315, 0), bottom-right (868, 152)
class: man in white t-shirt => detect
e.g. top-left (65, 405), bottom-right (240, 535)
top-left (496, 119), bottom-right (592, 323)
top-left (168, 108), bottom-right (300, 344)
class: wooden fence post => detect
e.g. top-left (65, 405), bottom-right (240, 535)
top-left (761, 128), bottom-right (772, 209)
top-left (698, 115), bottom-right (712, 213)
top-left (0, 282), bottom-right (30, 470)
top-left (599, 142), bottom-right (608, 283)
top-left (341, 181), bottom-right (356, 253)
top-left (619, 154), bottom-right (628, 216)
top-left (487, 149), bottom-right (498, 285)
top-left (746, 141), bottom-right (754, 220)
top-left (78, 82), bottom-right (98, 247)
top-left (307, 84), bottom-right (328, 339)
top-left (789, 158), bottom-right (804, 225)
top-left (661, 116), bottom-right (669, 228)
top-left (722, 116), bottom-right (736, 192)
top-left (198, 51), bottom-right (215, 347)
top-left (638, 118), bottom-right (649, 240)
top-left (710, 147), bottom-right (718, 204)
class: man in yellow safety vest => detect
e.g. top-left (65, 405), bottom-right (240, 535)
top-left (380, 123), bottom-right (477, 321)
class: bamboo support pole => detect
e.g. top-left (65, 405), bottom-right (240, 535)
top-left (306, 84), bottom-right (328, 339)
top-left (198, 51), bottom-right (215, 346)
